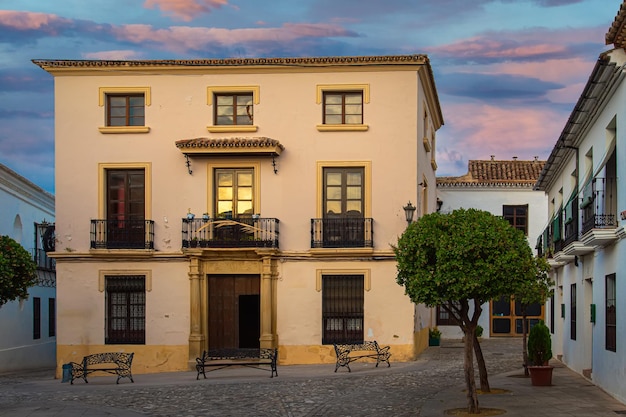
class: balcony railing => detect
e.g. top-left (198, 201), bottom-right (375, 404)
top-left (311, 218), bottom-right (373, 248)
top-left (33, 248), bottom-right (55, 271)
top-left (90, 219), bottom-right (155, 249)
top-left (182, 217), bottom-right (279, 249)
top-left (581, 178), bottom-right (617, 235)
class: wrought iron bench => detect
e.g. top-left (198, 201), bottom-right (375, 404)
top-left (333, 341), bottom-right (391, 372)
top-left (69, 352), bottom-right (134, 384)
top-left (195, 348), bottom-right (278, 379)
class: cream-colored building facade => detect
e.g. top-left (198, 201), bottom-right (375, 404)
top-left (34, 55), bottom-right (443, 376)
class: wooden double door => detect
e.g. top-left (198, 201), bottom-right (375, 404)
top-left (208, 274), bottom-right (260, 349)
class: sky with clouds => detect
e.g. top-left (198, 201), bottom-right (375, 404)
top-left (0, 0), bottom-right (621, 193)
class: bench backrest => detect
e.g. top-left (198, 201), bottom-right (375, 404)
top-left (83, 352), bottom-right (134, 369)
top-left (200, 348), bottom-right (277, 361)
top-left (334, 341), bottom-right (380, 354)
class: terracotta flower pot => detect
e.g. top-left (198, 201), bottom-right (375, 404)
top-left (528, 365), bottom-right (554, 386)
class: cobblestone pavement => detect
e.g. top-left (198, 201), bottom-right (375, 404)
top-left (0, 338), bottom-right (527, 417)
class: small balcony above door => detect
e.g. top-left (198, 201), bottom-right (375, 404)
top-left (182, 217), bottom-right (279, 249)
top-left (91, 219), bottom-right (155, 250)
top-left (311, 217), bottom-right (373, 248)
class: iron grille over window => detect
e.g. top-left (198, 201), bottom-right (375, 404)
top-left (606, 273), bottom-right (616, 352)
top-left (106, 275), bottom-right (145, 344)
top-left (322, 275), bottom-right (364, 344)
top-left (436, 304), bottom-right (458, 326)
top-left (570, 284), bottom-right (577, 341)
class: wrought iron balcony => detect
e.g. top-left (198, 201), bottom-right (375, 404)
top-left (311, 218), bottom-right (373, 248)
top-left (33, 248), bottom-right (55, 271)
top-left (90, 219), bottom-right (155, 249)
top-left (581, 178), bottom-right (617, 235)
top-left (182, 217), bottom-right (279, 249)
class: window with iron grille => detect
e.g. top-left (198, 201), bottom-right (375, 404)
top-left (33, 297), bottom-right (41, 340)
top-left (106, 94), bottom-right (145, 126)
top-left (48, 298), bottom-right (56, 337)
top-left (323, 91), bottom-right (363, 125)
top-left (214, 93), bottom-right (253, 125)
top-left (503, 205), bottom-right (528, 235)
top-left (106, 275), bottom-right (145, 344)
top-left (606, 273), bottom-right (616, 352)
top-left (570, 283), bottom-right (577, 341)
top-left (322, 275), bottom-right (364, 344)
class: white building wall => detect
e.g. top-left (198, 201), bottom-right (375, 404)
top-left (436, 186), bottom-right (548, 339)
top-left (0, 165), bottom-right (55, 373)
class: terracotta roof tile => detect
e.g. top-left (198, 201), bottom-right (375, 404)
top-left (437, 159), bottom-right (546, 187)
top-left (606, 0), bottom-right (626, 47)
top-left (175, 137), bottom-right (284, 154)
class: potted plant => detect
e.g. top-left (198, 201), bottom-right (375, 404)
top-left (527, 320), bottom-right (554, 386)
top-left (475, 325), bottom-right (484, 339)
top-left (428, 327), bottom-right (441, 346)
top-left (202, 213), bottom-right (210, 221)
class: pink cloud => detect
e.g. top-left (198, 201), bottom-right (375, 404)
top-left (82, 50), bottom-right (146, 60)
top-left (112, 23), bottom-right (356, 53)
top-left (144, 0), bottom-right (228, 21)
top-left (436, 102), bottom-right (565, 175)
top-left (0, 10), bottom-right (71, 33)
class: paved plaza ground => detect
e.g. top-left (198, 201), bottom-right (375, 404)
top-left (1, 338), bottom-right (625, 416)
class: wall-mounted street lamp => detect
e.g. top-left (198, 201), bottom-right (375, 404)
top-left (403, 201), bottom-right (416, 225)
top-left (436, 198), bottom-right (443, 213)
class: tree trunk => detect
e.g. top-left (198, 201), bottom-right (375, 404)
top-left (473, 333), bottom-right (490, 392)
top-left (522, 312), bottom-right (529, 376)
top-left (463, 328), bottom-right (480, 413)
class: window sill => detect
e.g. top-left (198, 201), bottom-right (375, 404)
top-left (206, 125), bottom-right (258, 133)
top-left (316, 124), bottom-right (369, 132)
top-left (99, 126), bottom-right (150, 134)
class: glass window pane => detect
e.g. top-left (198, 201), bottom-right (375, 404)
top-left (346, 187), bottom-right (361, 199)
top-left (218, 187), bottom-right (233, 200)
top-left (216, 96), bottom-right (233, 105)
top-left (346, 173), bottom-right (362, 185)
top-left (326, 173), bottom-right (342, 186)
top-left (345, 104), bottom-right (362, 114)
top-left (346, 201), bottom-right (362, 213)
top-left (237, 95), bottom-right (253, 106)
top-left (217, 115), bottom-right (233, 125)
top-left (325, 115), bottom-right (342, 124)
top-left (326, 201), bottom-right (341, 215)
top-left (129, 96), bottom-right (144, 106)
top-left (218, 173), bottom-right (233, 186)
top-left (238, 173), bottom-right (252, 185)
top-left (238, 187), bottom-right (252, 200)
top-left (217, 201), bottom-right (232, 216)
top-left (326, 187), bottom-right (341, 200)
top-left (345, 94), bottom-right (362, 104)
top-left (344, 115), bottom-right (361, 124)
top-left (325, 105), bottom-right (341, 115)
top-left (238, 201), bottom-right (253, 215)
top-left (109, 97), bottom-right (126, 106)
top-left (325, 95), bottom-right (342, 104)
top-left (236, 115), bottom-right (252, 125)
top-left (217, 106), bottom-right (234, 116)
top-left (110, 107), bottom-right (125, 117)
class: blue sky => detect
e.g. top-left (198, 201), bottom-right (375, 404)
top-left (0, 0), bottom-right (621, 193)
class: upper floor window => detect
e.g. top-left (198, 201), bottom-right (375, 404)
top-left (503, 205), bottom-right (528, 235)
top-left (206, 86), bottom-right (259, 133)
top-left (107, 94), bottom-right (145, 126)
top-left (606, 273), bottom-right (616, 352)
top-left (215, 93), bottom-right (254, 126)
top-left (98, 87), bottom-right (151, 133)
top-left (323, 91), bottom-right (363, 125)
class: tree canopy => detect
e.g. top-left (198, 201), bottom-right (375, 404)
top-left (0, 235), bottom-right (38, 307)
top-left (395, 208), bottom-right (544, 413)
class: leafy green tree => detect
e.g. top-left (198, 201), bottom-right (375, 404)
top-left (395, 208), bottom-right (540, 414)
top-left (0, 235), bottom-right (38, 307)
top-left (514, 256), bottom-right (553, 375)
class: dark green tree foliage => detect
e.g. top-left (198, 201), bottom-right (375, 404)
top-left (514, 257), bottom-right (552, 375)
top-left (0, 235), bottom-right (37, 307)
top-left (528, 319), bottom-right (552, 366)
top-left (395, 208), bottom-right (538, 414)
